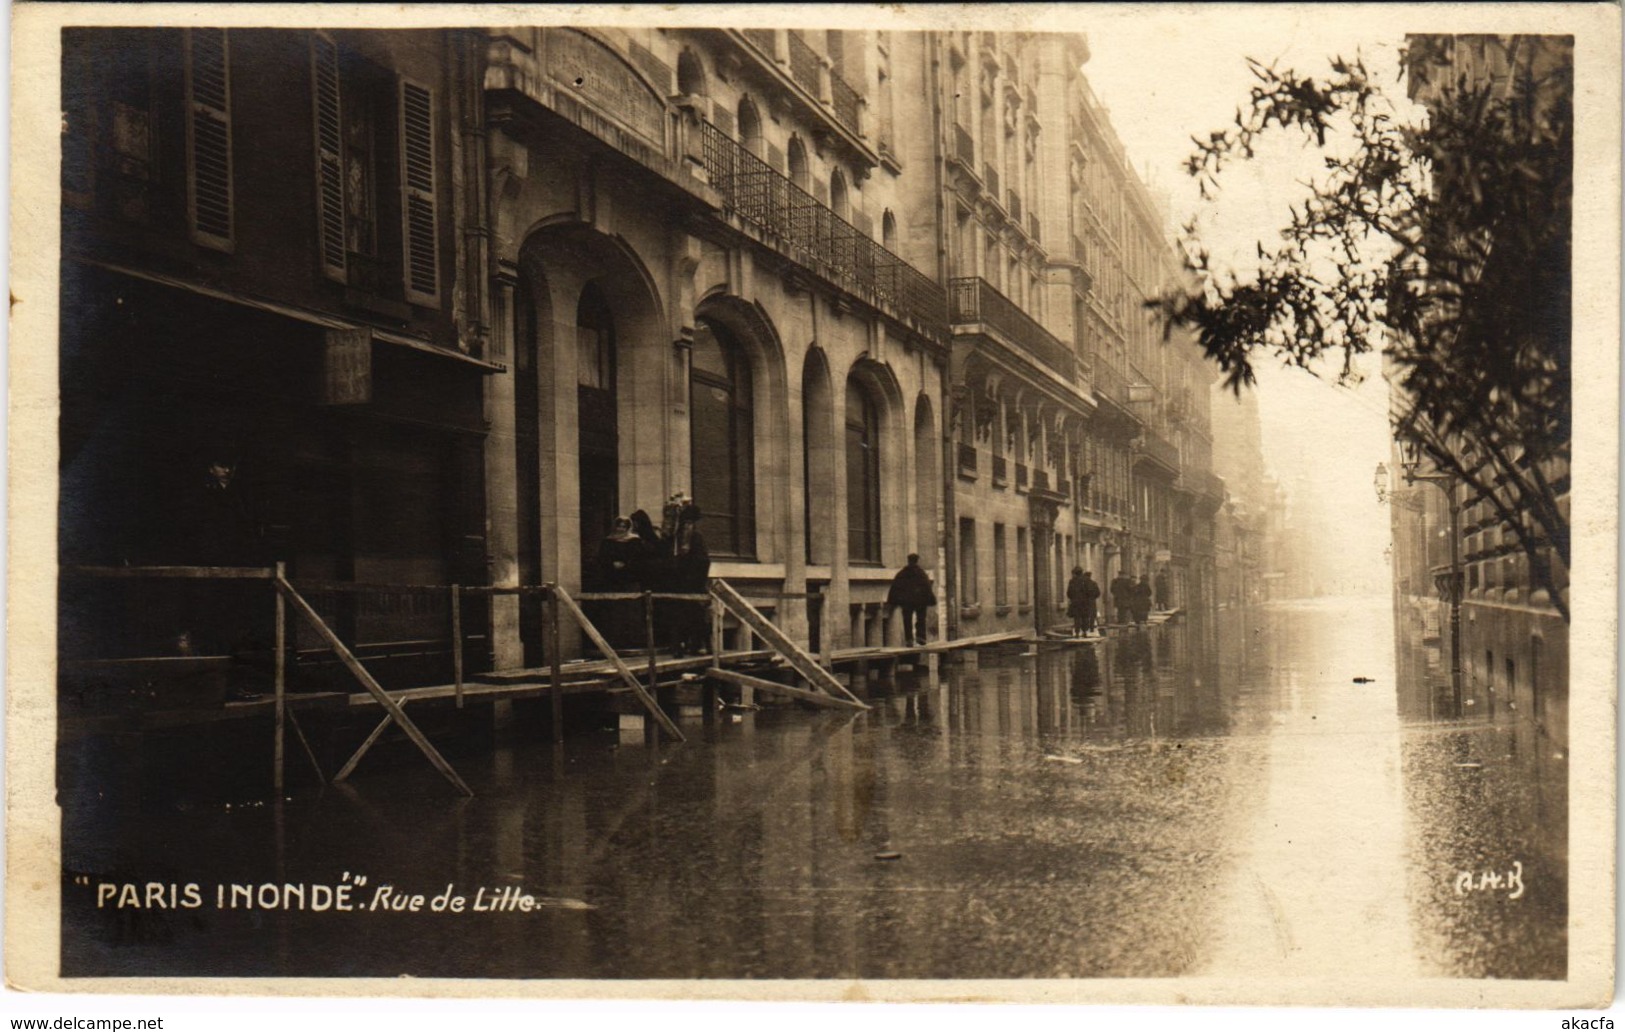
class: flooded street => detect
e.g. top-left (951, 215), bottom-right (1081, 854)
top-left (61, 597), bottom-right (1566, 981)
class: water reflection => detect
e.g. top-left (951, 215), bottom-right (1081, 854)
top-left (60, 597), bottom-right (1565, 980)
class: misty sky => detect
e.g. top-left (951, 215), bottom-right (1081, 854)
top-left (1078, 8), bottom-right (1402, 592)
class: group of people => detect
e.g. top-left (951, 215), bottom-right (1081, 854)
top-left (592, 493), bottom-right (711, 655)
top-left (1065, 568), bottom-right (1169, 636)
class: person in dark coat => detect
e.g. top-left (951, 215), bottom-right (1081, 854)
top-left (669, 501), bottom-right (711, 655)
top-left (1066, 568), bottom-right (1100, 637)
top-left (596, 516), bottom-right (650, 648)
top-left (1110, 571), bottom-right (1136, 626)
top-left (1154, 570), bottom-right (1170, 611)
top-left (1132, 575), bottom-right (1153, 626)
top-left (886, 553), bottom-right (937, 646)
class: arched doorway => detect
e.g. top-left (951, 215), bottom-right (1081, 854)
top-left (512, 222), bottom-right (665, 663)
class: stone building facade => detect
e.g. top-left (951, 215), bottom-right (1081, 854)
top-left (60, 24), bottom-right (1235, 680)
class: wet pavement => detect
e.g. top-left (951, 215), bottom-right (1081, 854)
top-left (60, 596), bottom-right (1566, 980)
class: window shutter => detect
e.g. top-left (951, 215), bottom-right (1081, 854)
top-left (398, 77), bottom-right (439, 306)
top-left (311, 33), bottom-right (346, 281)
top-left (185, 28), bottom-right (233, 249)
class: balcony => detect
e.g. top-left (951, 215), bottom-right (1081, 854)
top-left (698, 121), bottom-right (946, 337)
top-left (787, 31), bottom-right (821, 95)
top-left (1007, 189), bottom-right (1022, 224)
top-left (1032, 468), bottom-right (1050, 493)
top-left (992, 454), bottom-right (1008, 486)
top-left (984, 163), bottom-right (1001, 201)
top-left (1016, 463), bottom-right (1029, 492)
top-left (958, 442), bottom-right (979, 478)
top-left (953, 123), bottom-right (976, 168)
top-left (1134, 431), bottom-right (1181, 475)
top-left (948, 276), bottom-right (1076, 383)
top-left (724, 30), bottom-right (871, 166)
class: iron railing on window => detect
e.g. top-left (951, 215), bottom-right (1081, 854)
top-left (742, 28), bottom-right (776, 55)
top-left (1016, 463), bottom-right (1029, 491)
top-left (787, 32), bottom-right (821, 95)
top-left (992, 454), bottom-right (1007, 484)
top-left (958, 442), bottom-right (978, 476)
top-left (984, 163), bottom-right (1000, 201)
top-left (953, 123), bottom-right (975, 167)
top-left (1032, 468), bottom-right (1049, 493)
top-left (1137, 431), bottom-right (1181, 472)
top-left (699, 120), bottom-right (946, 335)
top-left (948, 277), bottom-right (1076, 383)
top-left (830, 73), bottom-right (861, 137)
top-left (1092, 355), bottom-right (1129, 406)
top-left (1007, 190), bottom-right (1022, 224)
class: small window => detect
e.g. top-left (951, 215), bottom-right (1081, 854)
top-left (882, 209), bottom-right (898, 252)
top-left (738, 96), bottom-right (763, 157)
top-left (994, 524), bottom-right (1008, 606)
top-left (676, 48), bottom-right (706, 97)
top-left (788, 136), bottom-right (809, 192)
top-left (830, 169), bottom-right (850, 221)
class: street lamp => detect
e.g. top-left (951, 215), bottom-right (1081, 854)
top-left (1398, 436), bottom-right (1463, 713)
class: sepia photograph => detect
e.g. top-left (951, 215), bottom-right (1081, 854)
top-left (6, 1), bottom-right (1618, 1017)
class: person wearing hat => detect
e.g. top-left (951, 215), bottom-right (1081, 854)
top-left (1066, 567), bottom-right (1100, 638)
top-left (885, 554), bottom-right (937, 647)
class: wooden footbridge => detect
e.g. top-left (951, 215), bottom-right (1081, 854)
top-left (59, 566), bottom-right (1021, 798)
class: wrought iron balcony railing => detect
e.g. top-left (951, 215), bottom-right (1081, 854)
top-left (699, 121), bottom-right (946, 335)
top-left (1136, 431), bottom-right (1181, 472)
top-left (1032, 468), bottom-right (1050, 493)
top-left (948, 276), bottom-right (1076, 383)
top-left (953, 122), bottom-right (976, 168)
top-left (742, 28), bottom-right (775, 54)
top-left (1007, 190), bottom-right (1022, 224)
top-left (830, 73), bottom-right (861, 137)
top-left (1016, 463), bottom-right (1029, 491)
top-left (787, 31), bottom-right (821, 95)
top-left (958, 442), bottom-right (979, 477)
top-left (992, 454), bottom-right (1007, 484)
top-left (984, 163), bottom-right (1001, 202)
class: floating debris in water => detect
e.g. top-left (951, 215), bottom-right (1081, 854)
top-left (1453, 762), bottom-right (1484, 770)
top-left (1043, 755), bottom-right (1083, 765)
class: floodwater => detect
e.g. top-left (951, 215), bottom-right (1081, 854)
top-left (60, 596), bottom-right (1566, 980)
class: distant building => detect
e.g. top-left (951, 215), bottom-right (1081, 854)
top-left (1392, 34), bottom-right (1571, 739)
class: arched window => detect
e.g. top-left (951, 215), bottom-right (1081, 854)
top-left (738, 96), bottom-right (763, 157)
top-left (677, 48), bottom-right (706, 97)
top-left (690, 318), bottom-right (755, 556)
top-left (845, 375), bottom-right (882, 563)
top-left (576, 282), bottom-right (618, 576)
top-left (788, 136), bottom-right (809, 192)
top-left (882, 209), bottom-right (898, 251)
top-left (830, 169), bottom-right (850, 221)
